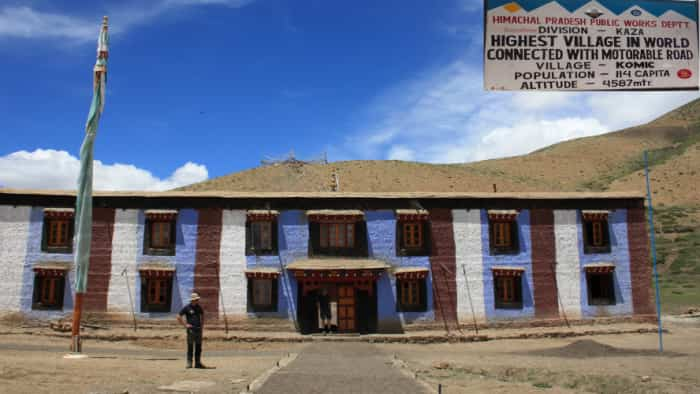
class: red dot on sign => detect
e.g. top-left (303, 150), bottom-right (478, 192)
top-left (677, 69), bottom-right (692, 79)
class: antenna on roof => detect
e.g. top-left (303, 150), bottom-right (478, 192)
top-left (260, 150), bottom-right (329, 167)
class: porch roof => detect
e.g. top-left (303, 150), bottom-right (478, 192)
top-left (287, 258), bottom-right (389, 271)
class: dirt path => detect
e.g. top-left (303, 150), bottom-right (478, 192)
top-left (256, 342), bottom-right (429, 394)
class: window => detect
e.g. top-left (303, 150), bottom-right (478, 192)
top-left (396, 221), bottom-right (431, 256)
top-left (32, 272), bottom-right (65, 310)
top-left (583, 218), bottom-right (611, 254)
top-left (144, 218), bottom-right (176, 255)
top-left (396, 279), bottom-right (427, 312)
top-left (493, 273), bottom-right (523, 309)
top-left (140, 275), bottom-right (173, 312)
top-left (403, 223), bottom-right (422, 248)
top-left (248, 278), bottom-right (278, 312)
top-left (320, 223), bottom-right (355, 248)
top-left (309, 220), bottom-right (367, 257)
top-left (489, 220), bottom-right (519, 254)
top-left (42, 218), bottom-right (73, 253)
top-left (246, 219), bottom-right (278, 255)
top-left (587, 272), bottom-right (615, 305)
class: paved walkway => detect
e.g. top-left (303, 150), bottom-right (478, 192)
top-left (257, 342), bottom-right (430, 394)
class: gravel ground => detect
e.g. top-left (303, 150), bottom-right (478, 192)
top-left (0, 335), bottom-right (304, 394)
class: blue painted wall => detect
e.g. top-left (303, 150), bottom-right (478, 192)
top-left (480, 209), bottom-right (535, 320)
top-left (20, 207), bottom-right (75, 317)
top-left (577, 209), bottom-right (633, 317)
top-left (246, 210), bottom-right (307, 319)
top-left (135, 209), bottom-right (199, 315)
top-left (366, 210), bottom-right (434, 331)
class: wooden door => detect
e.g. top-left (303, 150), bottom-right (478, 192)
top-left (337, 285), bottom-right (356, 332)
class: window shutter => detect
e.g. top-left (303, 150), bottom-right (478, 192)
top-left (245, 221), bottom-right (252, 255)
top-left (309, 222), bottom-right (320, 256)
top-left (246, 278), bottom-right (253, 312)
top-left (41, 217), bottom-right (49, 252)
top-left (419, 278), bottom-right (427, 311)
top-left (422, 221), bottom-right (431, 255)
top-left (56, 276), bottom-right (66, 310)
top-left (395, 221), bottom-right (404, 256)
top-left (355, 221), bottom-right (369, 257)
top-left (140, 278), bottom-right (147, 312)
top-left (510, 221), bottom-right (520, 253)
top-left (271, 219), bottom-right (279, 254)
top-left (169, 220), bottom-right (177, 250)
top-left (602, 220), bottom-right (611, 249)
top-left (271, 278), bottom-right (279, 312)
top-left (395, 280), bottom-right (403, 312)
top-left (143, 219), bottom-right (152, 254)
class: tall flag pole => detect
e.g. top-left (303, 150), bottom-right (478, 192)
top-left (644, 150), bottom-right (663, 352)
top-left (70, 16), bottom-right (109, 354)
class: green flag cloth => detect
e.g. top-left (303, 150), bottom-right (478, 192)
top-left (74, 17), bottom-right (109, 293)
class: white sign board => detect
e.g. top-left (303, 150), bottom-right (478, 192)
top-left (484, 0), bottom-right (699, 90)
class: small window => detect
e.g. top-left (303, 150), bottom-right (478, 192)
top-left (587, 272), bottom-right (615, 305)
top-left (396, 221), bottom-right (430, 256)
top-left (140, 276), bottom-right (173, 312)
top-left (494, 275), bottom-right (523, 309)
top-left (144, 219), bottom-right (176, 255)
top-left (583, 218), bottom-right (611, 254)
top-left (489, 220), bottom-right (519, 254)
top-left (246, 219), bottom-right (278, 255)
top-left (396, 279), bottom-right (427, 312)
top-left (248, 278), bottom-right (278, 312)
top-left (42, 218), bottom-right (73, 253)
top-left (32, 273), bottom-right (65, 310)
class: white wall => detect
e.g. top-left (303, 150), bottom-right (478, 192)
top-left (453, 209), bottom-right (486, 322)
top-left (554, 210), bottom-right (582, 319)
top-left (219, 210), bottom-right (247, 316)
top-left (107, 209), bottom-right (139, 313)
top-left (0, 206), bottom-right (31, 311)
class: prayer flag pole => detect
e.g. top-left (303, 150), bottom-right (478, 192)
top-left (69, 16), bottom-right (109, 354)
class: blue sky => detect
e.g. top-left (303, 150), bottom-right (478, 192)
top-left (0, 0), bottom-right (698, 190)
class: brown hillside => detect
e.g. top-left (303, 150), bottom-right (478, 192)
top-left (181, 98), bottom-right (700, 206)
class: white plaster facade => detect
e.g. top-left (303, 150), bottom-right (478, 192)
top-left (0, 206), bottom-right (31, 311)
top-left (453, 209), bottom-right (486, 322)
top-left (107, 209), bottom-right (139, 313)
top-left (219, 210), bottom-right (247, 316)
top-left (554, 210), bottom-right (582, 318)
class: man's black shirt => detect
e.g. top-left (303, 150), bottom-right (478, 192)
top-left (179, 303), bottom-right (204, 329)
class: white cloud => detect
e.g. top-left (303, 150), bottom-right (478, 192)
top-left (343, 57), bottom-right (700, 164)
top-left (0, 1), bottom-right (255, 42)
top-left (387, 146), bottom-right (416, 161)
top-left (0, 149), bottom-right (208, 191)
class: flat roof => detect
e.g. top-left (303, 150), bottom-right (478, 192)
top-left (0, 188), bottom-right (644, 200)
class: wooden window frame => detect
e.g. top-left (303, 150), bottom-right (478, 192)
top-left (140, 276), bottom-right (173, 313)
top-left (396, 221), bottom-right (431, 256)
top-left (586, 272), bottom-right (616, 306)
top-left (488, 219), bottom-right (519, 255)
top-left (144, 218), bottom-right (176, 256)
top-left (396, 278), bottom-right (427, 312)
top-left (41, 217), bottom-right (74, 254)
top-left (247, 278), bottom-right (279, 312)
top-left (582, 218), bottom-right (611, 254)
top-left (309, 221), bottom-right (368, 257)
top-left (246, 219), bottom-right (279, 256)
top-left (32, 273), bottom-right (65, 310)
top-left (493, 274), bottom-right (523, 309)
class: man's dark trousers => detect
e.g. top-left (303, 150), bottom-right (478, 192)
top-left (187, 328), bottom-right (203, 367)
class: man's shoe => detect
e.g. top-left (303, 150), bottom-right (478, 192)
top-left (194, 363), bottom-right (208, 369)
top-left (186, 361), bottom-right (193, 369)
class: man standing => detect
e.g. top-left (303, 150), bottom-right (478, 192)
top-left (177, 293), bottom-right (207, 368)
